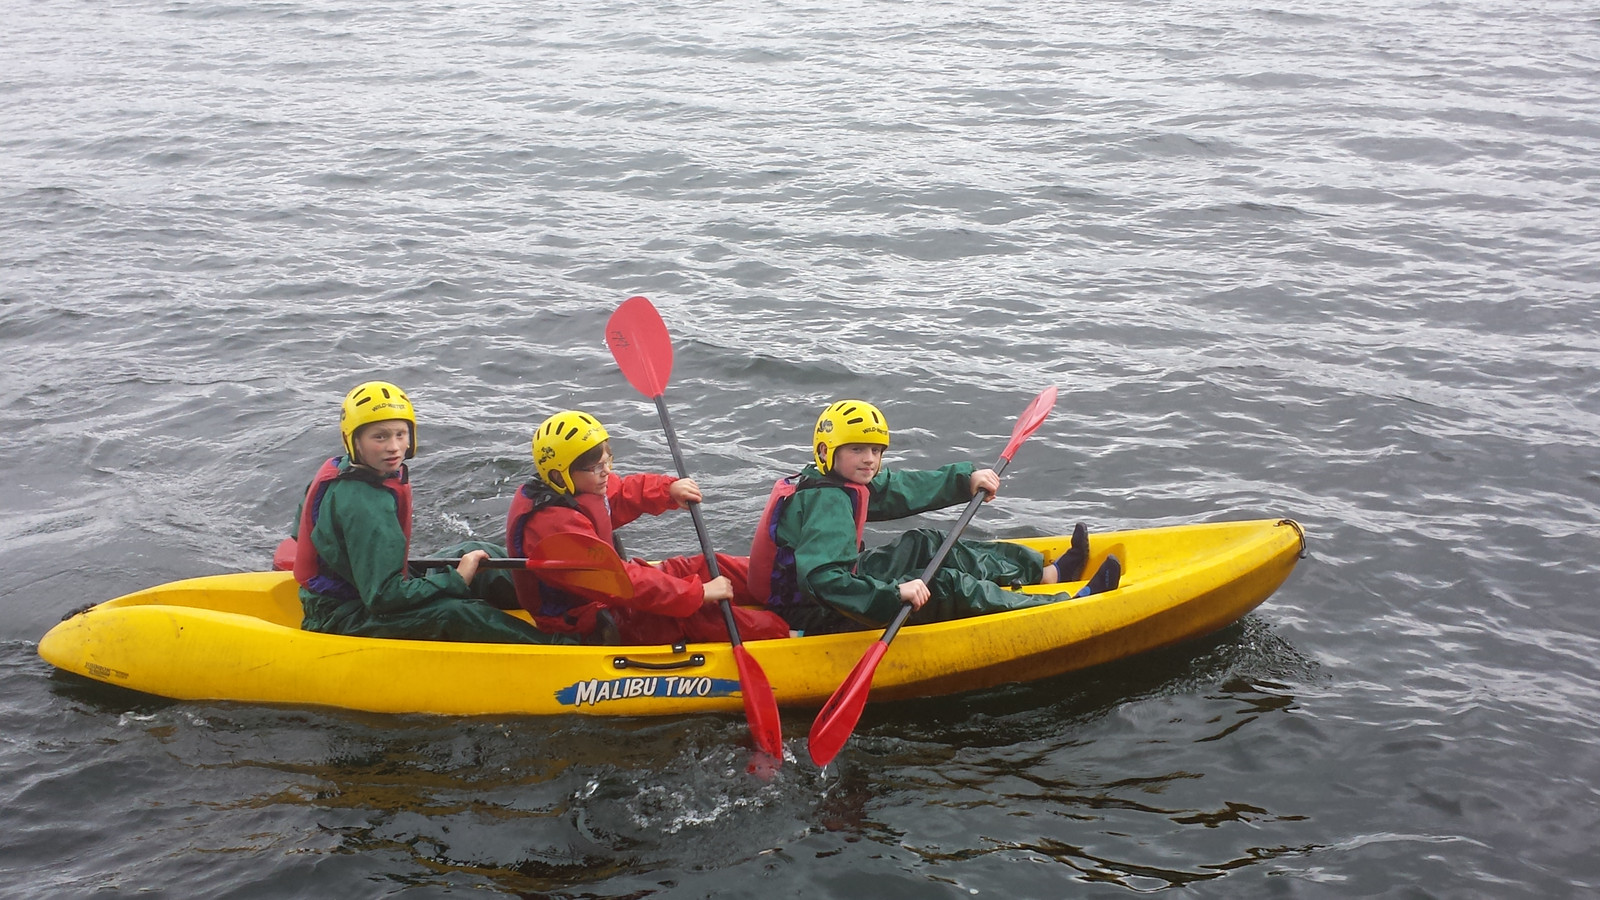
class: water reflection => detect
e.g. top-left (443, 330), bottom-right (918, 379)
top-left (37, 609), bottom-right (1327, 893)
top-left (798, 617), bottom-right (1326, 890)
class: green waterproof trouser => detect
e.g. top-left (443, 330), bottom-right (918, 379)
top-left (428, 540), bottom-right (521, 610)
top-left (317, 540), bottom-right (574, 645)
top-left (322, 596), bottom-right (569, 644)
top-left (856, 528), bottom-right (1056, 626)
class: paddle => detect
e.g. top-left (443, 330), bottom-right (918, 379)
top-left (606, 295), bottom-right (785, 763)
top-left (407, 532), bottom-right (635, 601)
top-left (806, 386), bottom-right (1058, 767)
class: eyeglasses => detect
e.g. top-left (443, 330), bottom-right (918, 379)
top-left (575, 453), bottom-right (613, 478)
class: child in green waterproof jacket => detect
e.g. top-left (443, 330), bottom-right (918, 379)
top-left (746, 399), bottom-right (1121, 637)
top-left (292, 380), bottom-right (569, 644)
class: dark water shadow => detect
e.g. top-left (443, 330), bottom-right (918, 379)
top-left (23, 619), bottom-right (1321, 897)
top-left (844, 615), bottom-right (1319, 750)
top-left (783, 618), bottom-right (1330, 893)
top-left (45, 666), bottom-right (185, 717)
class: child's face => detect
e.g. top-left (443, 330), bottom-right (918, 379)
top-left (353, 420), bottom-right (410, 475)
top-left (833, 443), bottom-right (884, 485)
top-left (570, 445), bottom-right (613, 496)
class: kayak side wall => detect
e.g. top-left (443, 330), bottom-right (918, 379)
top-left (39, 604), bottom-right (757, 716)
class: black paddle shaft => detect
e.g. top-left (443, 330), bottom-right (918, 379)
top-left (407, 558), bottom-right (530, 570)
top-left (651, 394), bottom-right (748, 648)
top-left (879, 454), bottom-right (1014, 644)
top-left (651, 395), bottom-right (721, 578)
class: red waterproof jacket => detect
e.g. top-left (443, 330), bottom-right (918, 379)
top-left (506, 473), bottom-right (704, 635)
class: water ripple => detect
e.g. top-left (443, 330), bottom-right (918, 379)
top-left (5, 0), bottom-right (1600, 895)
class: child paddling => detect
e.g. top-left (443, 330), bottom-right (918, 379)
top-left (506, 410), bottom-right (790, 645)
top-left (748, 399), bottom-right (1120, 636)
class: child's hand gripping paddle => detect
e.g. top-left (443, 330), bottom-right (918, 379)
top-left (805, 387), bottom-right (1058, 767)
top-left (605, 295), bottom-right (784, 765)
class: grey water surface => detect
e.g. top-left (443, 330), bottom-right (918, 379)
top-left (2, 0), bottom-right (1598, 896)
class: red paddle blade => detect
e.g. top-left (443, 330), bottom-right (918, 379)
top-left (806, 639), bottom-right (889, 766)
top-left (735, 645), bottom-right (784, 759)
top-left (1001, 386), bottom-right (1057, 462)
top-left (526, 531), bottom-right (634, 600)
top-left (606, 295), bottom-right (674, 398)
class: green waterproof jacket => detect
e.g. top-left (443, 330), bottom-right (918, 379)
top-left (298, 469), bottom-right (472, 628)
top-left (774, 461), bottom-right (975, 626)
top-left (297, 463), bottom-right (557, 643)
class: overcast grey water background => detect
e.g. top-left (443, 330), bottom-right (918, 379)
top-left (3, 0), bottom-right (1599, 896)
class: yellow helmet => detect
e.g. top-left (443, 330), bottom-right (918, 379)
top-left (533, 410), bottom-right (609, 494)
top-left (340, 381), bottom-right (416, 461)
top-left (813, 399), bottom-right (890, 475)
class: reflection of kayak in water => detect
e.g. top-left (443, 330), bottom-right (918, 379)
top-left (38, 518), bottom-right (1305, 718)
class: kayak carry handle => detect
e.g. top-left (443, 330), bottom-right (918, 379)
top-left (611, 652), bottom-right (706, 671)
top-left (1277, 518), bottom-right (1309, 558)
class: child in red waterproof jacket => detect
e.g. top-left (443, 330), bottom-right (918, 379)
top-left (505, 409), bottom-right (791, 645)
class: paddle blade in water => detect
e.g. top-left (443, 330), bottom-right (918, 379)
top-left (606, 295), bottom-right (674, 398)
top-left (735, 645), bottom-right (784, 760)
top-left (746, 749), bottom-right (782, 781)
top-left (807, 640), bottom-right (889, 767)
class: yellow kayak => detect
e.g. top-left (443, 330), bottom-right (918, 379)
top-left (37, 518), bottom-right (1306, 717)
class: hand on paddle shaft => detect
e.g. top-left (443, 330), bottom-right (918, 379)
top-left (806, 387), bottom-right (1058, 768)
top-left (890, 467), bottom-right (1002, 611)
top-left (605, 295), bottom-right (785, 763)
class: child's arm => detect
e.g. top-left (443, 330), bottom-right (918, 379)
top-left (866, 461), bottom-right (978, 520)
top-left (618, 560), bottom-right (710, 617)
top-left (606, 472), bottom-right (681, 526)
top-left (519, 499), bottom-right (703, 616)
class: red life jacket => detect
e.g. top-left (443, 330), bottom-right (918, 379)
top-left (747, 474), bottom-right (869, 607)
top-left (505, 479), bottom-right (616, 621)
top-left (292, 457), bottom-right (413, 600)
